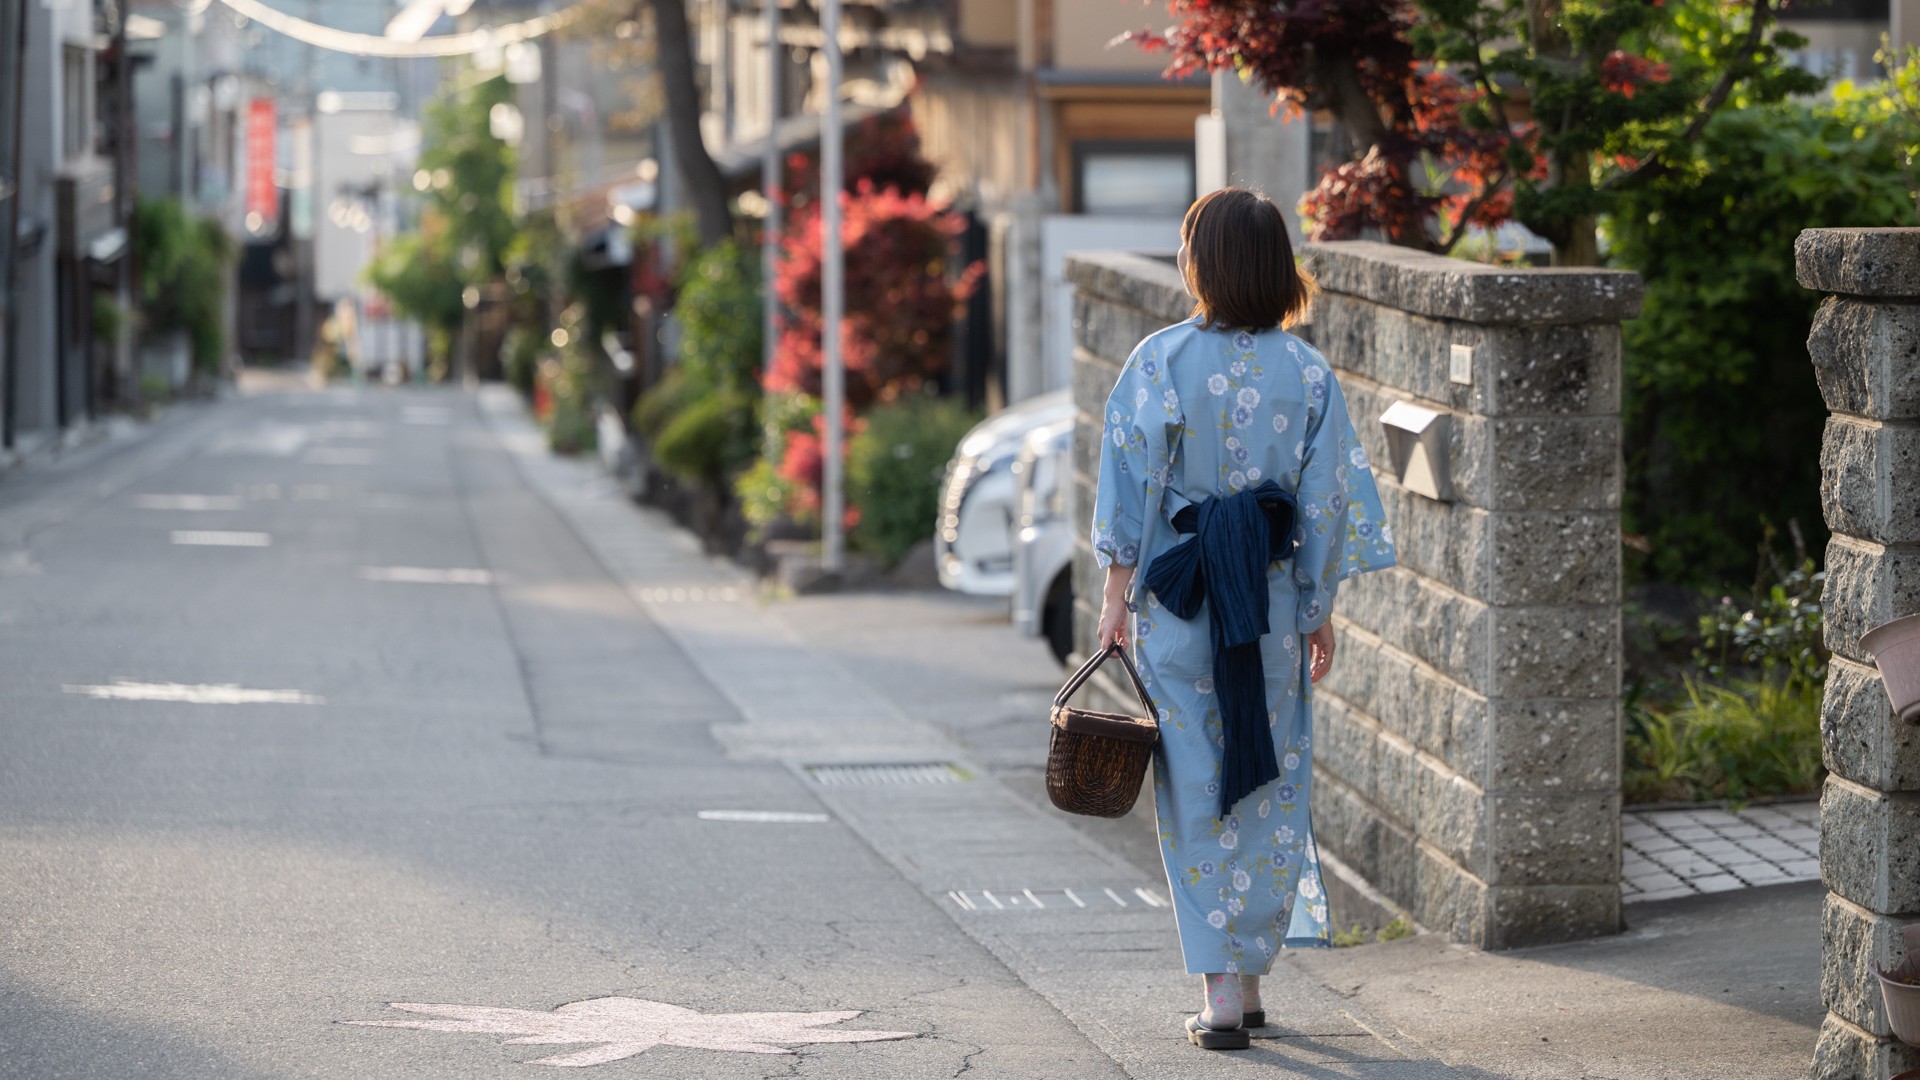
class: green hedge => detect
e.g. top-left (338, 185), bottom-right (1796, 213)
top-left (848, 395), bottom-right (979, 567)
top-left (134, 197), bottom-right (231, 370)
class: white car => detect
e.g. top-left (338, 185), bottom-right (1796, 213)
top-left (1010, 414), bottom-right (1076, 663)
top-left (935, 390), bottom-right (1074, 597)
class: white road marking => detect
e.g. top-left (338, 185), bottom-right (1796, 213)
top-left (696, 810), bottom-right (830, 823)
top-left (303, 448), bottom-right (377, 465)
top-left (292, 485), bottom-right (333, 501)
top-left (344, 997), bottom-right (916, 1066)
top-left (949, 886), bottom-right (1156, 912)
top-left (134, 494), bottom-right (244, 511)
top-left (0, 551), bottom-right (42, 577)
top-left (171, 530), bottom-right (272, 547)
top-left (359, 566), bottom-right (494, 585)
top-left (210, 423), bottom-right (308, 456)
top-left (313, 419), bottom-right (383, 438)
top-left (637, 586), bottom-right (743, 603)
top-left (402, 406), bottom-right (453, 425)
top-left (62, 679), bottom-right (324, 705)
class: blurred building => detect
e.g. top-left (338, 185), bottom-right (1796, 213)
top-left (0, 0), bottom-right (136, 455)
top-left (124, 0), bottom-right (436, 370)
top-left (1781, 0), bottom-right (1904, 82)
top-left (677, 0), bottom-right (1311, 407)
top-left (907, 0), bottom-right (1300, 406)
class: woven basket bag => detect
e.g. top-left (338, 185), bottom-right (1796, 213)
top-left (1046, 643), bottom-right (1160, 818)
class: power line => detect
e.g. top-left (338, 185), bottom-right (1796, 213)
top-left (211, 0), bottom-right (584, 58)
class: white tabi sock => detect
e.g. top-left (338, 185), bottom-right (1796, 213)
top-left (1199, 972), bottom-right (1243, 1030)
top-left (1240, 974), bottom-right (1263, 1016)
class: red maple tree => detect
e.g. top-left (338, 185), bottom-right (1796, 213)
top-left (1135, 0), bottom-right (1813, 264)
top-left (748, 111), bottom-right (981, 524)
top-left (767, 180), bottom-right (984, 410)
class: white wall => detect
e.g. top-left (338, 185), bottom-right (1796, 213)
top-left (311, 106), bottom-right (409, 302)
top-left (1002, 214), bottom-right (1181, 404)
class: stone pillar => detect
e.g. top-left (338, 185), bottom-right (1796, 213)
top-left (1068, 241), bottom-right (1640, 949)
top-left (1194, 72), bottom-right (1312, 238)
top-left (1800, 228), bottom-right (1920, 1080)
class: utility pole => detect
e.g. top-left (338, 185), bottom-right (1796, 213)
top-left (759, 0), bottom-right (778, 380)
top-left (819, 0), bottom-right (844, 575)
top-left (293, 0), bottom-right (318, 368)
top-left (3, 0), bottom-right (30, 449)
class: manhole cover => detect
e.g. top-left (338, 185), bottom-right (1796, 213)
top-left (805, 762), bottom-right (969, 787)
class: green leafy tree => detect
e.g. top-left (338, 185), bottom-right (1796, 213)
top-left (848, 395), bottom-right (980, 567)
top-left (1860, 40), bottom-right (1920, 220)
top-left (1417, 0), bottom-right (1819, 264)
top-left (1142, 0), bottom-right (1818, 263)
top-left (366, 75), bottom-right (517, 361)
top-left (639, 241), bottom-right (765, 487)
top-left (414, 75), bottom-right (518, 275)
top-left (1607, 90), bottom-right (1918, 585)
top-left (133, 197), bottom-right (232, 370)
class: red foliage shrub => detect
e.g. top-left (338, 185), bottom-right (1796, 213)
top-left (781, 111), bottom-right (938, 213)
top-left (750, 110), bottom-right (979, 526)
top-left (767, 180), bottom-right (983, 410)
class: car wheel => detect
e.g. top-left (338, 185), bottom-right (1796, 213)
top-left (1042, 570), bottom-right (1074, 666)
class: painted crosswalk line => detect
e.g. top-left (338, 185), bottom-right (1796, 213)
top-left (61, 679), bottom-right (324, 705)
top-left (343, 997), bottom-right (917, 1066)
top-left (171, 530), bottom-right (272, 547)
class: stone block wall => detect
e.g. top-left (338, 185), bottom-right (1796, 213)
top-left (1800, 228), bottom-right (1920, 1080)
top-left (1067, 242), bottom-right (1639, 949)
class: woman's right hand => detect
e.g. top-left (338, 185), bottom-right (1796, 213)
top-left (1308, 621), bottom-right (1337, 682)
top-left (1097, 565), bottom-right (1135, 651)
top-left (1096, 598), bottom-right (1129, 651)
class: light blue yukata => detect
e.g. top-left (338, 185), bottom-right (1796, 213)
top-left (1092, 316), bottom-right (1396, 974)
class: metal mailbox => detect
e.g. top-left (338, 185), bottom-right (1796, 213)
top-left (1379, 400), bottom-right (1455, 502)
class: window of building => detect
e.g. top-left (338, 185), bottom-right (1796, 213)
top-left (1072, 142), bottom-right (1194, 216)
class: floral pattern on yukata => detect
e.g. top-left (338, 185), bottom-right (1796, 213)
top-left (1092, 317), bottom-right (1395, 973)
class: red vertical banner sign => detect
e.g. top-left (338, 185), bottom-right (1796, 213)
top-left (245, 99), bottom-right (277, 231)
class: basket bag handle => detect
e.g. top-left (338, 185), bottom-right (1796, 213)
top-left (1054, 643), bottom-right (1159, 722)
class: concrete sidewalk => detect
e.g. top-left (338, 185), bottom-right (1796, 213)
top-left (487, 386), bottom-right (1823, 1079)
top-left (1292, 882), bottom-right (1822, 1080)
top-left (483, 386), bottom-right (1459, 1078)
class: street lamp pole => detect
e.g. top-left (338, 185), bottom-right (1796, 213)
top-left (760, 0), bottom-right (779, 382)
top-left (819, 0), bottom-right (844, 575)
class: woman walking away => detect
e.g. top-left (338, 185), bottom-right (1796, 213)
top-left (1091, 188), bottom-right (1396, 1050)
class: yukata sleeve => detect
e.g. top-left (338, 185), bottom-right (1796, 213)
top-left (1291, 367), bottom-right (1396, 632)
top-left (1091, 338), bottom-right (1182, 570)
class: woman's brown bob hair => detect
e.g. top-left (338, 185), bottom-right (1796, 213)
top-left (1181, 187), bottom-right (1317, 331)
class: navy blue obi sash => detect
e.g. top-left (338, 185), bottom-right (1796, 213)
top-left (1141, 480), bottom-right (1299, 819)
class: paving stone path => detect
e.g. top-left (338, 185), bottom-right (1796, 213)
top-left (1621, 802), bottom-right (1821, 902)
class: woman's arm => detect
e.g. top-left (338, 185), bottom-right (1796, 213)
top-left (1096, 565), bottom-right (1135, 650)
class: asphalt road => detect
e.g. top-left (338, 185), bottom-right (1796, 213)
top-left (0, 379), bottom-right (1127, 1079)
